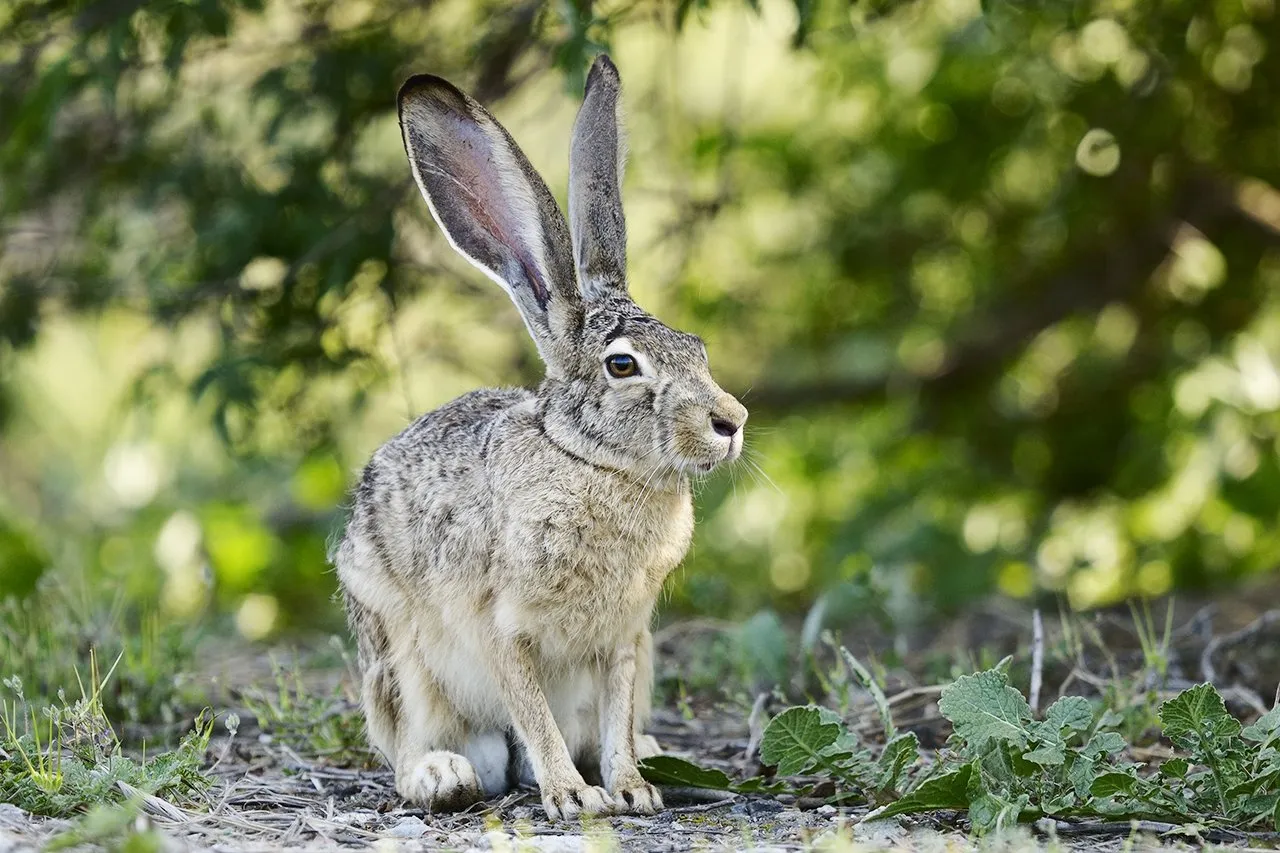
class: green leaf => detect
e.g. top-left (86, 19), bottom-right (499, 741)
top-left (1235, 792), bottom-right (1280, 823)
top-left (870, 762), bottom-right (975, 819)
top-left (1159, 758), bottom-right (1190, 780)
top-left (1082, 731), bottom-right (1127, 759)
top-left (760, 706), bottom-right (844, 777)
top-left (969, 787), bottom-right (1028, 834)
top-left (938, 669), bottom-right (1032, 752)
top-left (1023, 742), bottom-right (1065, 767)
top-left (1243, 706), bottom-right (1280, 744)
top-left (875, 732), bottom-right (919, 795)
top-left (1091, 771), bottom-right (1138, 798)
top-left (1043, 696), bottom-right (1093, 735)
top-left (1160, 684), bottom-right (1242, 755)
top-left (1067, 754), bottom-right (1096, 799)
top-left (638, 756), bottom-right (735, 790)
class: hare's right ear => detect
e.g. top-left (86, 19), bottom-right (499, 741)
top-left (398, 75), bottom-right (580, 372)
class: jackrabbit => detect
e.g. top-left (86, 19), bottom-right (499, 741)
top-left (333, 55), bottom-right (747, 819)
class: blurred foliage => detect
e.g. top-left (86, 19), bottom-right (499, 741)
top-left (2, 0), bottom-right (1280, 639)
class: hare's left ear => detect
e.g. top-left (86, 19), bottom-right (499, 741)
top-left (569, 55), bottom-right (629, 301)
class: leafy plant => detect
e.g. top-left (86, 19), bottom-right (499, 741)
top-left (0, 659), bottom-right (213, 818)
top-left (646, 652), bottom-right (1280, 837)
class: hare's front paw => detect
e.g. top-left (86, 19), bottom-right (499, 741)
top-left (611, 777), bottom-right (663, 815)
top-left (541, 780), bottom-right (618, 821)
top-left (635, 734), bottom-right (662, 759)
top-left (397, 752), bottom-right (484, 810)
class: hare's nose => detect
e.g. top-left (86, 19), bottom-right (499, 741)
top-left (709, 396), bottom-right (747, 437)
top-left (711, 416), bottom-right (739, 437)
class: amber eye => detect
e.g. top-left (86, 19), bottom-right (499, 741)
top-left (605, 353), bottom-right (640, 378)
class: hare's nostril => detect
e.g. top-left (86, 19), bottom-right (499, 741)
top-left (711, 416), bottom-right (739, 438)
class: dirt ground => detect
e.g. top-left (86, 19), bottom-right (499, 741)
top-left (0, 706), bottom-right (1255, 852)
top-left (5, 589), bottom-right (1280, 851)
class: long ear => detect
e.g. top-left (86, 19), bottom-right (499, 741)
top-left (398, 74), bottom-right (580, 370)
top-left (568, 55), bottom-right (628, 301)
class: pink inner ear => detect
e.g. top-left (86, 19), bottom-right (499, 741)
top-left (445, 115), bottom-right (550, 308)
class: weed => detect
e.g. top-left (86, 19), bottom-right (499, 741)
top-left (0, 653), bottom-right (213, 817)
top-left (644, 644), bottom-right (1280, 836)
top-left (240, 645), bottom-right (374, 767)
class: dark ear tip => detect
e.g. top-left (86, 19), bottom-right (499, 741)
top-left (584, 54), bottom-right (620, 95)
top-left (398, 73), bottom-right (467, 110)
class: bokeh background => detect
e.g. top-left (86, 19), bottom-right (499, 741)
top-left (2, 0), bottom-right (1279, 644)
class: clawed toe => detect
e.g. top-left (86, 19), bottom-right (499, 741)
top-left (397, 753), bottom-right (484, 811)
top-left (613, 781), bottom-right (663, 815)
top-left (542, 783), bottom-right (619, 821)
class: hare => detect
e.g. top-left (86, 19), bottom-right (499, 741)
top-left (333, 55), bottom-right (747, 820)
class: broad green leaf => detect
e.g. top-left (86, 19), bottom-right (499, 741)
top-left (969, 787), bottom-right (1028, 834)
top-left (870, 762), bottom-right (974, 819)
top-left (1023, 742), bottom-right (1065, 767)
top-left (1068, 754), bottom-right (1095, 799)
top-left (1082, 732), bottom-right (1127, 759)
top-left (760, 706), bottom-right (845, 777)
top-left (1235, 792), bottom-right (1280, 824)
top-left (638, 755), bottom-right (784, 795)
top-left (1159, 757), bottom-right (1189, 779)
top-left (639, 756), bottom-right (735, 790)
top-left (938, 669), bottom-right (1032, 751)
top-left (1097, 710), bottom-right (1125, 729)
top-left (1243, 706), bottom-right (1280, 744)
top-left (1042, 792), bottom-right (1077, 815)
top-left (1160, 684), bottom-right (1241, 755)
top-left (1091, 771), bottom-right (1138, 798)
top-left (875, 731), bottom-right (919, 795)
top-left (1043, 696), bottom-right (1093, 735)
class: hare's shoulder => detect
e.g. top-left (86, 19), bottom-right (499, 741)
top-left (392, 387), bottom-right (534, 455)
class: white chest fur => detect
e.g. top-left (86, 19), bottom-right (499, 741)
top-left (494, 464), bottom-right (694, 659)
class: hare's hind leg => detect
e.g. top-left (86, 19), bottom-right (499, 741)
top-left (345, 593), bottom-right (401, 761)
top-left (346, 594), bottom-right (488, 809)
top-left (388, 648), bottom-right (494, 809)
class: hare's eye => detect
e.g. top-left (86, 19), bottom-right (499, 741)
top-left (605, 353), bottom-right (640, 378)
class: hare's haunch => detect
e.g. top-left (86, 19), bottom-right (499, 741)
top-left (334, 55), bottom-right (747, 820)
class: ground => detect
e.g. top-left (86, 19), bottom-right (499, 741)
top-left (4, 588), bottom-right (1280, 851)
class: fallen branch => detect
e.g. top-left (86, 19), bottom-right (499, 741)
top-left (1034, 817), bottom-right (1280, 845)
top-left (1201, 610), bottom-right (1280, 686)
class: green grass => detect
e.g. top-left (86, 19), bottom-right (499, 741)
top-left (0, 651), bottom-right (213, 818)
top-left (240, 645), bottom-right (376, 767)
top-left (0, 589), bottom-right (201, 729)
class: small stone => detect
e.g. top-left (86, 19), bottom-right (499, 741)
top-left (816, 804), bottom-right (837, 817)
top-left (521, 837), bottom-right (587, 852)
top-left (387, 816), bottom-right (428, 838)
top-left (331, 810), bottom-right (379, 826)
top-left (746, 799), bottom-right (785, 817)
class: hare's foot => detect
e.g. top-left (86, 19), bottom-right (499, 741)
top-left (635, 733), bottom-right (661, 759)
top-left (610, 773), bottom-right (663, 815)
top-left (397, 751), bottom-right (484, 810)
top-left (540, 777), bottom-right (618, 821)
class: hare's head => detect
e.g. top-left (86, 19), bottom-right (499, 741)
top-left (398, 56), bottom-right (746, 476)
